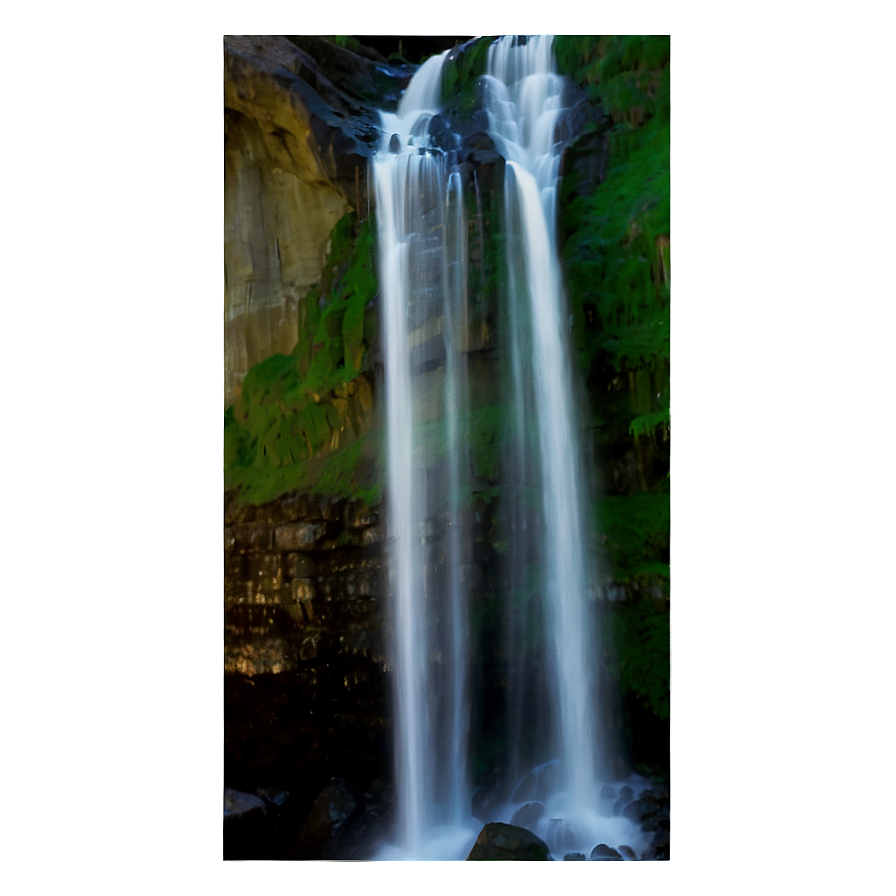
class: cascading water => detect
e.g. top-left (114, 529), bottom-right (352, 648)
top-left (373, 35), bottom-right (646, 860)
top-left (484, 34), bottom-right (603, 827)
top-left (373, 51), bottom-right (474, 859)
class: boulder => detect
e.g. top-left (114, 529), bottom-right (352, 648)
top-left (256, 787), bottom-right (290, 808)
top-left (224, 788), bottom-right (267, 821)
top-left (467, 823), bottom-right (550, 861)
top-left (623, 791), bottom-right (662, 827)
top-left (298, 777), bottom-right (357, 852)
top-left (275, 522), bottom-right (326, 550)
top-left (510, 801), bottom-right (546, 829)
top-left (651, 830), bottom-right (670, 860)
top-left (564, 853), bottom-right (586, 861)
top-left (590, 843), bottom-right (623, 860)
top-left (223, 788), bottom-right (272, 860)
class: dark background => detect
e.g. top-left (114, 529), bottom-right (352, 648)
top-left (0, 0), bottom-right (896, 894)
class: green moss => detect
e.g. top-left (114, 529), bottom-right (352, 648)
top-left (597, 491), bottom-right (670, 580)
top-left (225, 212), bottom-right (381, 505)
top-left (225, 428), bottom-right (384, 507)
top-left (609, 597), bottom-right (669, 719)
top-left (441, 36), bottom-right (496, 117)
top-left (557, 36), bottom-right (670, 447)
top-left (320, 35), bottom-right (362, 53)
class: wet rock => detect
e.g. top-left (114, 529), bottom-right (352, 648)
top-left (229, 523), bottom-right (273, 551)
top-left (466, 148), bottom-right (505, 195)
top-left (285, 552), bottom-right (317, 578)
top-left (590, 843), bottom-right (623, 860)
top-left (224, 788), bottom-right (267, 821)
top-left (618, 785), bottom-right (634, 802)
top-left (651, 830), bottom-right (670, 860)
top-left (345, 502), bottom-right (378, 529)
top-left (460, 130), bottom-right (497, 157)
top-left (618, 845), bottom-right (636, 860)
top-left (275, 522), bottom-right (326, 550)
top-left (599, 783), bottom-right (616, 801)
top-left (389, 133), bottom-right (401, 153)
top-left (224, 788), bottom-right (272, 860)
top-left (298, 777), bottom-right (357, 852)
top-left (511, 801), bottom-right (547, 829)
top-left (623, 791), bottom-right (662, 827)
top-left (612, 797), bottom-right (627, 816)
top-left (428, 113), bottom-right (459, 153)
top-left (564, 853), bottom-right (586, 860)
top-left (467, 823), bottom-right (550, 861)
top-left (256, 787), bottom-right (290, 808)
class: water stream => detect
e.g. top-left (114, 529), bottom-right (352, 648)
top-left (373, 35), bottom-right (639, 860)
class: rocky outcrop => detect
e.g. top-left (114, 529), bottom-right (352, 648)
top-left (224, 490), bottom-right (386, 677)
top-left (224, 489), bottom-right (389, 818)
top-left (224, 36), bottom-right (403, 406)
top-left (467, 822), bottom-right (550, 860)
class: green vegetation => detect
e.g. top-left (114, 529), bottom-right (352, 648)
top-left (441, 36), bottom-right (496, 117)
top-left (598, 491), bottom-right (669, 581)
top-left (554, 36), bottom-right (671, 726)
top-left (320, 35), bottom-right (362, 53)
top-left (224, 212), bottom-right (382, 505)
top-left (610, 597), bottom-right (670, 720)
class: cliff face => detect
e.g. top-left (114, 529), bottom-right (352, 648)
top-left (223, 36), bottom-right (671, 852)
top-left (223, 36), bottom-right (400, 406)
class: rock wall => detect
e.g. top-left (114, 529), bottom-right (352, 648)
top-left (224, 36), bottom-right (397, 406)
top-left (224, 490), bottom-right (390, 804)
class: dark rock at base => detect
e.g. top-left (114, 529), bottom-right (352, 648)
top-left (618, 785), bottom-right (634, 802)
top-left (298, 777), bottom-right (357, 852)
top-left (511, 801), bottom-right (546, 829)
top-left (466, 149), bottom-right (505, 194)
top-left (651, 830), bottom-right (670, 860)
top-left (224, 788), bottom-right (273, 860)
top-left (612, 797), bottom-right (627, 816)
top-left (467, 823), bottom-right (550, 861)
top-left (460, 130), bottom-right (497, 157)
top-left (472, 788), bottom-right (499, 823)
top-left (591, 843), bottom-right (623, 861)
top-left (564, 853), bottom-right (586, 861)
top-left (599, 783), bottom-right (616, 801)
top-left (624, 792), bottom-right (662, 827)
top-left (224, 788), bottom-right (267, 820)
top-left (428, 114), bottom-right (460, 153)
top-left (618, 845), bottom-right (636, 860)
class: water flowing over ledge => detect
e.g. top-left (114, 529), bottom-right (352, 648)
top-left (373, 35), bottom-right (632, 860)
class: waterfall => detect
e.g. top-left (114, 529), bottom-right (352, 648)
top-left (373, 35), bottom-right (638, 861)
top-left (373, 50), bottom-right (473, 857)
top-left (484, 33), bottom-right (602, 823)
